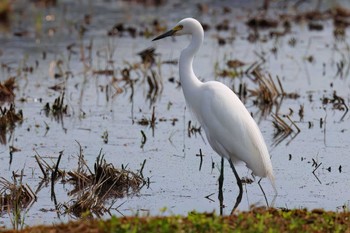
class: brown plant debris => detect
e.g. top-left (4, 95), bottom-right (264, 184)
top-left (34, 151), bottom-right (65, 182)
top-left (137, 106), bottom-right (156, 129)
top-left (0, 77), bottom-right (16, 104)
top-left (43, 92), bottom-right (68, 121)
top-left (249, 69), bottom-right (299, 117)
top-left (322, 91), bottom-right (348, 121)
top-left (215, 19), bottom-right (230, 31)
top-left (187, 120), bottom-right (202, 138)
top-left (138, 47), bottom-right (157, 67)
top-left (246, 18), bottom-right (278, 29)
top-left (0, 0), bottom-right (11, 25)
top-left (216, 59), bottom-right (258, 79)
top-left (108, 48), bottom-right (163, 103)
top-left (226, 59), bottom-right (246, 69)
top-left (272, 114), bottom-right (300, 147)
top-left (0, 170), bottom-right (36, 215)
top-left (107, 23), bottom-right (137, 38)
top-left (33, 147), bottom-right (146, 218)
top-left (32, 0), bottom-right (57, 8)
top-left (64, 150), bottom-right (145, 217)
top-left (92, 69), bottom-right (114, 76)
top-left (0, 104), bottom-right (23, 144)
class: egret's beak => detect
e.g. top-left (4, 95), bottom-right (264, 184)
top-left (152, 25), bottom-right (183, 41)
top-left (152, 29), bottom-right (176, 41)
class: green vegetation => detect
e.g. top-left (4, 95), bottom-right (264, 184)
top-left (2, 207), bottom-right (349, 233)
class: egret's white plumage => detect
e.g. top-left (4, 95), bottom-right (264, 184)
top-left (153, 18), bottom-right (275, 191)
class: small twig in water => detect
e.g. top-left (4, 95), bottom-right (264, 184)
top-left (139, 159), bottom-right (147, 178)
top-left (205, 192), bottom-right (215, 202)
top-left (196, 149), bottom-right (205, 171)
top-left (312, 162), bottom-right (322, 184)
top-left (140, 130), bottom-right (147, 148)
top-left (34, 155), bottom-right (47, 179)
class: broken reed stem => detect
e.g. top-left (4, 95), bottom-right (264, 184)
top-left (34, 155), bottom-right (47, 179)
top-left (34, 150), bottom-right (53, 172)
top-left (245, 61), bottom-right (258, 74)
top-left (313, 162), bottom-right (322, 173)
top-left (25, 184), bottom-right (37, 202)
top-left (139, 159), bottom-right (147, 178)
top-left (76, 140), bottom-right (94, 175)
top-left (268, 74), bottom-right (279, 96)
top-left (141, 130), bottom-right (147, 145)
top-left (52, 151), bottom-right (63, 182)
top-left (0, 171), bottom-right (37, 215)
top-left (51, 151), bottom-right (63, 200)
top-left (276, 76), bottom-right (285, 95)
top-left (151, 106), bottom-right (156, 127)
top-left (286, 115), bottom-right (301, 133)
top-left (272, 114), bottom-right (291, 132)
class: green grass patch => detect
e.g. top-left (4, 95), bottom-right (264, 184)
top-left (1, 207), bottom-right (350, 233)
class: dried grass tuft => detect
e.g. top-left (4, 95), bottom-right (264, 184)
top-left (65, 150), bottom-right (145, 217)
top-left (0, 104), bottom-right (23, 144)
top-left (249, 69), bottom-right (299, 117)
top-left (34, 146), bottom-right (146, 218)
top-left (0, 171), bottom-right (36, 215)
top-left (0, 77), bottom-right (16, 104)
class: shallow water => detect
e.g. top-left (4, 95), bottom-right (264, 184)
top-left (1, 0), bottom-right (350, 228)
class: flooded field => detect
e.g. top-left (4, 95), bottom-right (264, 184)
top-left (1, 0), bottom-right (350, 229)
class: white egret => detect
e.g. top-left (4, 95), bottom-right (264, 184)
top-left (153, 18), bottom-right (275, 211)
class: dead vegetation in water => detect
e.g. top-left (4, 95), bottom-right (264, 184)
top-left (0, 77), bottom-right (16, 104)
top-left (43, 92), bottom-right (68, 122)
top-left (0, 170), bottom-right (36, 230)
top-left (241, 2), bottom-right (350, 44)
top-left (249, 69), bottom-right (300, 117)
top-left (34, 146), bottom-right (146, 218)
top-left (107, 19), bottom-right (166, 38)
top-left (246, 18), bottom-right (279, 30)
top-left (271, 114), bottom-right (300, 147)
top-left (0, 171), bottom-right (36, 213)
top-left (0, 104), bottom-right (23, 145)
top-left (0, 0), bottom-right (11, 28)
top-left (137, 47), bottom-right (164, 106)
top-left (31, 0), bottom-right (57, 8)
top-left (187, 120), bottom-right (202, 138)
top-left (65, 151), bottom-right (145, 217)
top-left (215, 59), bottom-right (258, 79)
top-left (92, 45), bottom-right (163, 107)
top-left (137, 106), bottom-right (156, 128)
top-left (322, 91), bottom-right (348, 121)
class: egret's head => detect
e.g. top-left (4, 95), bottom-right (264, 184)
top-left (152, 18), bottom-right (202, 41)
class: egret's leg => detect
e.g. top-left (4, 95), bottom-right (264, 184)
top-left (258, 178), bottom-right (269, 207)
top-left (218, 157), bottom-right (224, 215)
top-left (257, 178), bottom-right (278, 208)
top-left (229, 159), bottom-right (243, 214)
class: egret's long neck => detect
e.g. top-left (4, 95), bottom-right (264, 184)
top-left (179, 28), bottom-right (203, 104)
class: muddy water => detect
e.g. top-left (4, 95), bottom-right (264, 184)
top-left (1, 0), bottom-right (350, 228)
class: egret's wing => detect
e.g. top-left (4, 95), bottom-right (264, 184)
top-left (195, 82), bottom-right (273, 180)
